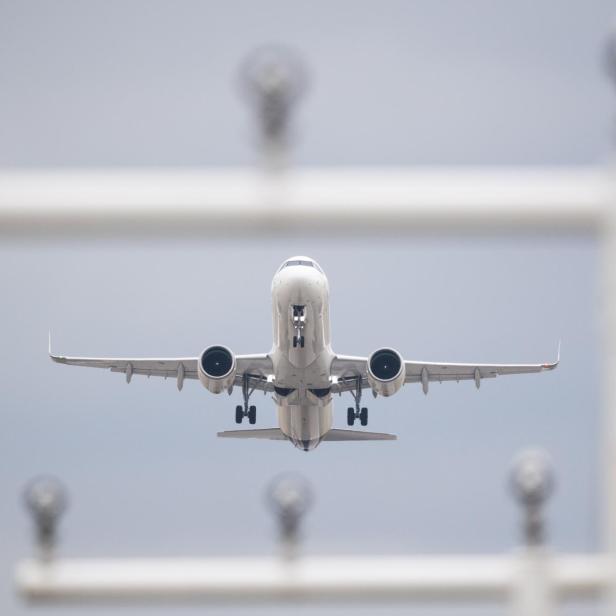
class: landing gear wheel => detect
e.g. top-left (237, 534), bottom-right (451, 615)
top-left (360, 407), bottom-right (368, 426)
top-left (292, 336), bottom-right (298, 348)
top-left (347, 407), bottom-right (355, 426)
top-left (300, 336), bottom-right (305, 348)
top-left (235, 405), bottom-right (243, 424)
top-left (348, 376), bottom-right (367, 428)
top-left (238, 374), bottom-right (258, 426)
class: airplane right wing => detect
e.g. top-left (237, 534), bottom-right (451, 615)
top-left (50, 339), bottom-right (274, 393)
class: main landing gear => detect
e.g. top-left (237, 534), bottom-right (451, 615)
top-left (235, 374), bottom-right (257, 424)
top-left (347, 375), bottom-right (368, 427)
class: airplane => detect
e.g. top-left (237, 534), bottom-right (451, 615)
top-left (50, 256), bottom-right (559, 452)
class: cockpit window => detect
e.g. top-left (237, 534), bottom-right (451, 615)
top-left (277, 259), bottom-right (324, 273)
top-left (284, 260), bottom-right (314, 269)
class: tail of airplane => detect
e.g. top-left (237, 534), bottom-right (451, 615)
top-left (217, 428), bottom-right (397, 441)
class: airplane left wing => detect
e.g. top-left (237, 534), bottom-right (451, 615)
top-left (331, 347), bottom-right (559, 393)
top-left (50, 344), bottom-right (273, 392)
top-left (402, 356), bottom-right (558, 391)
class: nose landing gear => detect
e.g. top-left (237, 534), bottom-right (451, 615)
top-left (292, 305), bottom-right (306, 348)
top-left (346, 376), bottom-right (368, 426)
top-left (235, 374), bottom-right (257, 424)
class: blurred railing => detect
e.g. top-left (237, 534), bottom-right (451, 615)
top-left (4, 163), bottom-right (613, 615)
top-left (0, 166), bottom-right (605, 235)
top-left (12, 453), bottom-right (616, 614)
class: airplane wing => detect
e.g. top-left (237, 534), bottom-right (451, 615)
top-left (330, 346), bottom-right (559, 394)
top-left (50, 340), bottom-right (273, 392)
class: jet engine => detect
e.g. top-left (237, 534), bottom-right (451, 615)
top-left (367, 348), bottom-right (406, 396)
top-left (198, 345), bottom-right (236, 394)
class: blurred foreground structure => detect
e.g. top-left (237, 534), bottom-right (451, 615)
top-left (6, 42), bottom-right (615, 615)
top-left (0, 166), bottom-right (604, 235)
top-left (10, 452), bottom-right (616, 614)
top-left (3, 162), bottom-right (615, 615)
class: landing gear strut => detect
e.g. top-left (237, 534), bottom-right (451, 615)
top-left (235, 374), bottom-right (257, 424)
top-left (347, 376), bottom-right (368, 427)
top-left (292, 305), bottom-right (305, 348)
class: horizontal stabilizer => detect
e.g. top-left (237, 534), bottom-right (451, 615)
top-left (217, 428), bottom-right (288, 440)
top-left (321, 429), bottom-right (397, 442)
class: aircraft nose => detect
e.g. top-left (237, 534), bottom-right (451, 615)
top-left (282, 266), bottom-right (324, 291)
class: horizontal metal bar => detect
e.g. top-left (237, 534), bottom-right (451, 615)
top-left (0, 167), bottom-right (606, 236)
top-left (15, 554), bottom-right (612, 603)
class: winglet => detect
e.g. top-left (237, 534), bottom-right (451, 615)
top-left (542, 340), bottom-right (560, 370)
top-left (48, 330), bottom-right (64, 363)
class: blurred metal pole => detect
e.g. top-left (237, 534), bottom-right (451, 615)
top-left (603, 27), bottom-right (616, 615)
top-left (239, 45), bottom-right (308, 174)
top-left (510, 549), bottom-right (554, 616)
top-left (266, 474), bottom-right (312, 561)
top-left (23, 477), bottom-right (68, 562)
top-left (601, 170), bottom-right (616, 616)
top-left (509, 450), bottom-right (555, 548)
top-left (509, 450), bottom-right (555, 616)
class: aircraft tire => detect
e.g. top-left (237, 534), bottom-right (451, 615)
top-left (347, 407), bottom-right (355, 426)
top-left (248, 405), bottom-right (257, 424)
top-left (235, 405), bottom-right (243, 424)
top-left (360, 407), bottom-right (368, 426)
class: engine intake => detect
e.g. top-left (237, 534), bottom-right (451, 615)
top-left (198, 345), bottom-right (236, 394)
top-left (367, 348), bottom-right (405, 396)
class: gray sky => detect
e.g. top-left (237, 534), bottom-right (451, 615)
top-left (0, 0), bottom-right (614, 166)
top-left (0, 235), bottom-right (598, 615)
top-left (0, 1), bottom-right (610, 614)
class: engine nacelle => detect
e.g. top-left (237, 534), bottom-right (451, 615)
top-left (198, 345), bottom-right (236, 394)
top-left (367, 348), bottom-right (406, 397)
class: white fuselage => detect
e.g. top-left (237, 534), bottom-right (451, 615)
top-left (270, 261), bottom-right (334, 451)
